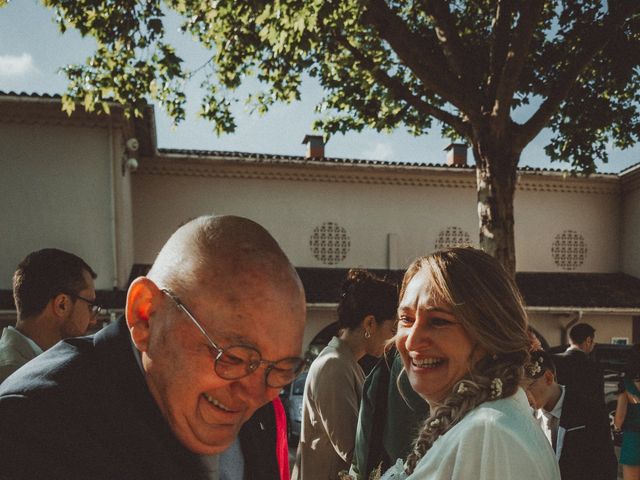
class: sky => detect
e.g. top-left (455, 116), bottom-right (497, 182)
top-left (1, 1), bottom-right (638, 173)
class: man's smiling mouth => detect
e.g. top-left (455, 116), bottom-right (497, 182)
top-left (203, 393), bottom-right (234, 412)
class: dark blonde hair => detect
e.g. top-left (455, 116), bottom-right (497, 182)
top-left (401, 248), bottom-right (530, 473)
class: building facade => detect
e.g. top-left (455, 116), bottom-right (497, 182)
top-left (2, 92), bottom-right (640, 351)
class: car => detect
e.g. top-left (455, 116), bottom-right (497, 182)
top-left (280, 370), bottom-right (308, 445)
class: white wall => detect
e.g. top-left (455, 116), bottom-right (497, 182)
top-left (304, 307), bottom-right (337, 352)
top-left (622, 182), bottom-right (640, 277)
top-left (133, 164), bottom-right (622, 275)
top-left (0, 123), bottom-right (115, 289)
top-left (132, 171), bottom-right (478, 269)
top-left (515, 187), bottom-right (621, 272)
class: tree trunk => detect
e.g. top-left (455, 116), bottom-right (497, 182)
top-left (472, 141), bottom-right (520, 277)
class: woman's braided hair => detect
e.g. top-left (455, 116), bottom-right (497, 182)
top-left (400, 248), bottom-right (530, 474)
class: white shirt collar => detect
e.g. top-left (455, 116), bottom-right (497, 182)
top-left (543, 384), bottom-right (565, 420)
top-left (7, 326), bottom-right (43, 355)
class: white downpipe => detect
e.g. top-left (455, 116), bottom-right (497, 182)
top-left (108, 119), bottom-right (119, 289)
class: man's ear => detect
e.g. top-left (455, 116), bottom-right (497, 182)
top-left (51, 293), bottom-right (71, 319)
top-left (126, 277), bottom-right (161, 353)
top-left (544, 369), bottom-right (555, 386)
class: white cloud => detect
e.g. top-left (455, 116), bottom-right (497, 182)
top-left (0, 53), bottom-right (36, 77)
top-left (362, 142), bottom-right (394, 161)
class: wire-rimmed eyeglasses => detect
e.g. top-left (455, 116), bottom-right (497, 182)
top-left (161, 288), bottom-right (305, 388)
top-left (64, 292), bottom-right (106, 317)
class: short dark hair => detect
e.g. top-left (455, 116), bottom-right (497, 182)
top-left (337, 269), bottom-right (398, 331)
top-left (13, 248), bottom-right (96, 319)
top-left (569, 323), bottom-right (596, 344)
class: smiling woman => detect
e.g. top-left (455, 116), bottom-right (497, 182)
top-left (381, 248), bottom-right (561, 480)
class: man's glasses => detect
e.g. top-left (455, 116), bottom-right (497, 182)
top-left (161, 288), bottom-right (305, 388)
top-left (65, 292), bottom-right (105, 317)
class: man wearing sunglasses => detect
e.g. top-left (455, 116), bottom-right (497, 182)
top-left (0, 248), bottom-right (99, 384)
top-left (0, 215), bottom-right (306, 480)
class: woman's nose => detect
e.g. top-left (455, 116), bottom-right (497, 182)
top-left (404, 318), bottom-right (431, 351)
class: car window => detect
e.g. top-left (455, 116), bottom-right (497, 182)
top-left (292, 373), bottom-right (307, 395)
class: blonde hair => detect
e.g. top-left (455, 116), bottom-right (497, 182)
top-left (401, 248), bottom-right (530, 473)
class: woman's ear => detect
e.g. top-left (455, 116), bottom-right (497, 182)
top-left (125, 277), bottom-right (161, 352)
top-left (363, 314), bottom-right (376, 333)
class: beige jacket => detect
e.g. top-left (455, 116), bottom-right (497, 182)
top-left (292, 336), bottom-right (365, 480)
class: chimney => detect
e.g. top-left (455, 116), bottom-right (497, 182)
top-left (444, 143), bottom-right (468, 166)
top-left (302, 134), bottom-right (325, 158)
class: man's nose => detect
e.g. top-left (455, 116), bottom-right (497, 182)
top-left (231, 370), bottom-right (273, 405)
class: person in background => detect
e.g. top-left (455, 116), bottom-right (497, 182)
top-left (554, 322), bottom-right (605, 405)
top-left (379, 248), bottom-right (559, 480)
top-left (0, 215), bottom-right (306, 480)
top-left (349, 347), bottom-right (429, 480)
top-left (221, 396), bottom-right (289, 480)
top-left (614, 345), bottom-right (640, 480)
top-left (526, 349), bottom-right (617, 480)
top-left (292, 269), bottom-right (399, 480)
top-left (0, 248), bottom-right (99, 383)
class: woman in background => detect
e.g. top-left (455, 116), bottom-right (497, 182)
top-left (292, 269), bottom-right (398, 480)
top-left (615, 345), bottom-right (640, 480)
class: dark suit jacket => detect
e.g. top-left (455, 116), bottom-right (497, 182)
top-left (240, 400), bottom-right (280, 480)
top-left (557, 386), bottom-right (618, 480)
top-left (554, 348), bottom-right (605, 405)
top-left (0, 318), bottom-right (207, 480)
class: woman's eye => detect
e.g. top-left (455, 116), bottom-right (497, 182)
top-left (430, 317), bottom-right (453, 327)
top-left (398, 316), bottom-right (414, 326)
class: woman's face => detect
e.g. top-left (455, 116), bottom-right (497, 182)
top-left (365, 318), bottom-right (397, 358)
top-left (395, 268), bottom-right (483, 405)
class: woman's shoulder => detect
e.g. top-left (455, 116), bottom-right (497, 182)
top-left (624, 377), bottom-right (640, 394)
top-left (307, 343), bottom-right (359, 381)
top-left (447, 390), bottom-right (544, 445)
top-left (414, 393), bottom-right (559, 479)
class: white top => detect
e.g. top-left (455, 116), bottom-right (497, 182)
top-left (382, 388), bottom-right (560, 480)
top-left (5, 326), bottom-right (43, 356)
top-left (535, 385), bottom-right (565, 456)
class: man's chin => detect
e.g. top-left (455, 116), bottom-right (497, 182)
top-left (180, 426), bottom-right (239, 455)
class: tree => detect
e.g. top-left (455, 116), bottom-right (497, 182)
top-left (40, 0), bottom-right (640, 274)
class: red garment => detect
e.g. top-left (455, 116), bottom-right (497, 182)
top-left (273, 396), bottom-right (290, 480)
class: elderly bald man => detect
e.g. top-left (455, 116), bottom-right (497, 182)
top-left (0, 215), bottom-right (306, 480)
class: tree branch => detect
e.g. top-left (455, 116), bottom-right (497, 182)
top-left (420, 0), bottom-right (475, 85)
top-left (518, 1), bottom-right (640, 149)
top-left (493, 0), bottom-right (544, 127)
top-left (487, 0), bottom-right (515, 103)
top-left (337, 34), bottom-right (471, 137)
top-left (363, 0), bottom-right (480, 115)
